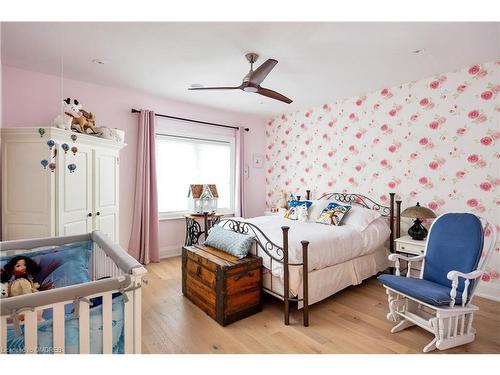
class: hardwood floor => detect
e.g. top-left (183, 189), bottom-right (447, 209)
top-left (142, 256), bottom-right (500, 354)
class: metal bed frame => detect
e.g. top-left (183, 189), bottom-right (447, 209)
top-left (218, 191), bottom-right (401, 327)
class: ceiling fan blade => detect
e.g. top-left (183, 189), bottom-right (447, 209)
top-left (249, 59), bottom-right (278, 85)
top-left (188, 85), bottom-right (242, 90)
top-left (257, 86), bottom-right (293, 104)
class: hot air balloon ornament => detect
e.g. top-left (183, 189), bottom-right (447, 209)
top-left (71, 146), bottom-right (78, 156)
top-left (40, 159), bottom-right (49, 169)
top-left (47, 139), bottom-right (55, 151)
top-left (67, 163), bottom-right (77, 173)
top-left (61, 143), bottom-right (70, 154)
top-left (70, 134), bottom-right (77, 143)
top-left (48, 163), bottom-right (56, 173)
top-left (38, 128), bottom-right (45, 138)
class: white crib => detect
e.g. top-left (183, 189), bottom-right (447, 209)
top-left (0, 231), bottom-right (147, 354)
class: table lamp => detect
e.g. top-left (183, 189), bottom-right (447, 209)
top-left (401, 202), bottom-right (436, 240)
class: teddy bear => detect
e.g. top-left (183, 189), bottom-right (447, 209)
top-left (54, 98), bottom-right (82, 130)
top-left (277, 191), bottom-right (288, 209)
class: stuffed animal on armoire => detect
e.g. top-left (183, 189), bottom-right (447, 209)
top-left (54, 98), bottom-right (82, 130)
top-left (2, 255), bottom-right (41, 297)
top-left (72, 109), bottom-right (99, 134)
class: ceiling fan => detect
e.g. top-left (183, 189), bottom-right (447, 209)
top-left (188, 53), bottom-right (292, 104)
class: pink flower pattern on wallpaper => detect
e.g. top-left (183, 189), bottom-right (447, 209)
top-left (265, 60), bottom-right (500, 295)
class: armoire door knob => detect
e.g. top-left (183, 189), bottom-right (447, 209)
top-left (96, 211), bottom-right (100, 216)
top-left (88, 212), bottom-right (92, 217)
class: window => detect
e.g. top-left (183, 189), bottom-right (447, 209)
top-left (156, 133), bottom-right (235, 217)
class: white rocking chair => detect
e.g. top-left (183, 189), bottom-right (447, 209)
top-left (378, 212), bottom-right (497, 352)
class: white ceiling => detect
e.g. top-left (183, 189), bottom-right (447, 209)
top-left (2, 22), bottom-right (499, 117)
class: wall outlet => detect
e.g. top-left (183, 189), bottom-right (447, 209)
top-left (244, 164), bottom-right (250, 179)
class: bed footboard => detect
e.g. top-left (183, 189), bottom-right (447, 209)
top-left (218, 219), bottom-right (310, 327)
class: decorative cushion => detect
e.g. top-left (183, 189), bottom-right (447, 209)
top-left (284, 200), bottom-right (312, 221)
top-left (204, 225), bottom-right (254, 259)
top-left (316, 202), bottom-right (351, 226)
top-left (423, 213), bottom-right (483, 295)
top-left (341, 206), bottom-right (382, 231)
top-left (378, 274), bottom-right (462, 306)
top-left (307, 200), bottom-right (334, 222)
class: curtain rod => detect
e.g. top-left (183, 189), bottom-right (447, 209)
top-left (131, 109), bottom-right (249, 132)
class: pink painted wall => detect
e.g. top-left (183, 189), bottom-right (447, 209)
top-left (1, 65), bottom-right (267, 250)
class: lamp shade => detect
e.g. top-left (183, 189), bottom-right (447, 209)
top-left (401, 202), bottom-right (436, 219)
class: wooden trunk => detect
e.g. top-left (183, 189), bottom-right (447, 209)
top-left (182, 245), bottom-right (262, 326)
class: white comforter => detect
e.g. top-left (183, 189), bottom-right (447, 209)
top-left (234, 216), bottom-right (391, 295)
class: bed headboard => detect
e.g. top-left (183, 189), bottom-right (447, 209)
top-left (305, 191), bottom-right (401, 252)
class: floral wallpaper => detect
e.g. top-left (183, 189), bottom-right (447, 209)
top-left (265, 60), bottom-right (500, 299)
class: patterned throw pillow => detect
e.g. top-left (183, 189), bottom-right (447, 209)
top-left (284, 200), bottom-right (312, 220)
top-left (316, 202), bottom-right (352, 226)
top-left (204, 225), bottom-right (254, 259)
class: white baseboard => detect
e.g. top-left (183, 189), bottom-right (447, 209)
top-left (159, 245), bottom-right (182, 259)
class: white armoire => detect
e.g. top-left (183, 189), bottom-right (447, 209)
top-left (1, 127), bottom-right (125, 242)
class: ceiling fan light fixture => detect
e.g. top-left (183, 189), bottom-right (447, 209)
top-left (243, 86), bottom-right (258, 93)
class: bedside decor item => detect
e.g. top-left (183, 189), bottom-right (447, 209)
top-left (277, 191), bottom-right (288, 209)
top-left (401, 202), bottom-right (436, 240)
top-left (182, 244), bottom-right (262, 326)
top-left (187, 184), bottom-right (218, 214)
top-left (316, 202), bottom-right (351, 226)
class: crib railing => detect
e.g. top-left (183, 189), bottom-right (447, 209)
top-left (0, 231), bottom-right (146, 354)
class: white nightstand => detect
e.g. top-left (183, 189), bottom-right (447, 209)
top-left (394, 235), bottom-right (426, 277)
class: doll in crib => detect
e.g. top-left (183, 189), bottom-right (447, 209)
top-left (3, 255), bottom-right (41, 297)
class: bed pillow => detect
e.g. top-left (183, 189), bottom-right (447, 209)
top-left (307, 200), bottom-right (334, 222)
top-left (204, 225), bottom-right (254, 259)
top-left (316, 202), bottom-right (351, 226)
top-left (342, 206), bottom-right (382, 231)
top-left (284, 200), bottom-right (312, 220)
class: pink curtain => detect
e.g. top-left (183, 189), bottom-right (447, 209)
top-left (129, 110), bottom-right (160, 264)
top-left (235, 127), bottom-right (246, 217)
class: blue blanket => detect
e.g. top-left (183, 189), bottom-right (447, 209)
top-left (6, 294), bottom-right (124, 354)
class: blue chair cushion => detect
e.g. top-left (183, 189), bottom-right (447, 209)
top-left (423, 213), bottom-right (483, 295)
top-left (378, 274), bottom-right (462, 306)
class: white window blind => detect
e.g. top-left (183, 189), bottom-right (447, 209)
top-left (156, 133), bottom-right (235, 216)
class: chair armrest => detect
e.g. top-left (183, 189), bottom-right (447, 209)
top-left (388, 254), bottom-right (425, 277)
top-left (388, 253), bottom-right (425, 262)
top-left (446, 269), bottom-right (483, 308)
top-left (447, 269), bottom-right (483, 281)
